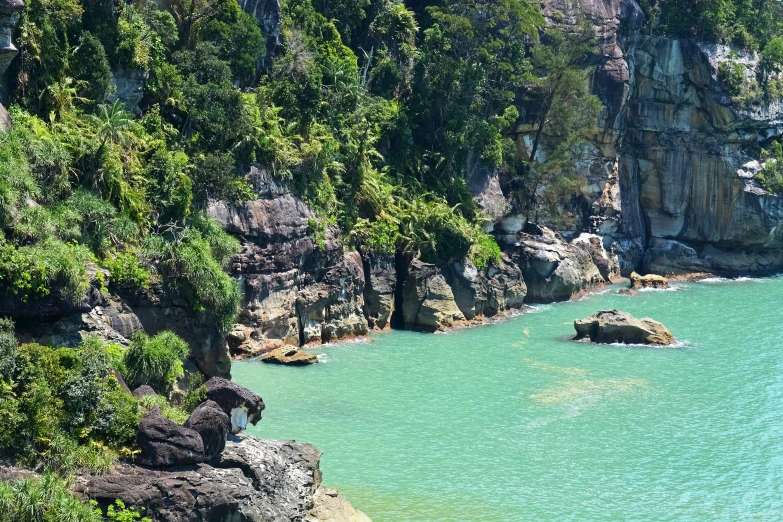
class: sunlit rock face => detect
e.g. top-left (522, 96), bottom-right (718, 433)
top-left (514, 0), bottom-right (783, 275)
top-left (0, 0), bottom-right (22, 78)
top-left (0, 0), bottom-right (22, 132)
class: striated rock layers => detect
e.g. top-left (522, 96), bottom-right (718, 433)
top-left (519, 0), bottom-right (783, 276)
top-left (209, 166), bottom-right (370, 358)
top-left (574, 309), bottom-right (675, 345)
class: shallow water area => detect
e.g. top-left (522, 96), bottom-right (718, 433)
top-left (233, 277), bottom-right (783, 521)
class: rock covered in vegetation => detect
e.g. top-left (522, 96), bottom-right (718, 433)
top-left (80, 436), bottom-right (370, 522)
top-left (262, 347), bottom-right (318, 365)
top-left (183, 400), bottom-right (231, 459)
top-left (629, 271), bottom-right (669, 289)
top-left (402, 260), bottom-right (466, 331)
top-left (204, 377), bottom-right (265, 434)
top-left (574, 310), bottom-right (675, 345)
top-left (132, 385), bottom-right (156, 398)
top-left (136, 407), bottom-right (206, 467)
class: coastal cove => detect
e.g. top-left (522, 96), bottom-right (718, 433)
top-left (235, 278), bottom-right (783, 521)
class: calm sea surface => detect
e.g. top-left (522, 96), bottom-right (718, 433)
top-left (233, 277), bottom-right (783, 521)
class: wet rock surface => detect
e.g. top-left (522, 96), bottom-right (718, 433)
top-left (574, 309), bottom-right (675, 345)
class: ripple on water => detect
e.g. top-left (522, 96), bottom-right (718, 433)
top-left (233, 278), bottom-right (783, 522)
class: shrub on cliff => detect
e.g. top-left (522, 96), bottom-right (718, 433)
top-left (123, 331), bottom-right (189, 394)
top-left (0, 473), bottom-right (103, 522)
top-left (0, 337), bottom-right (143, 474)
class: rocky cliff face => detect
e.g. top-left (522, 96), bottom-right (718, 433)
top-left (522, 0), bottom-right (783, 276)
top-left (0, 0), bottom-right (22, 131)
top-left (208, 167), bottom-right (370, 357)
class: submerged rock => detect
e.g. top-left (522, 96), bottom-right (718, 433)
top-left (629, 271), bottom-right (669, 290)
top-left (262, 347), bottom-right (319, 366)
top-left (574, 310), bottom-right (674, 345)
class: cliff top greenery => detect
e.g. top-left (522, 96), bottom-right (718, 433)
top-left (0, 0), bottom-right (604, 322)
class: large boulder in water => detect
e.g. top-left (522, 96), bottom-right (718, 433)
top-left (262, 347), bottom-right (318, 365)
top-left (629, 271), bottom-right (669, 290)
top-left (183, 400), bottom-right (230, 459)
top-left (204, 377), bottom-right (265, 433)
top-left (136, 407), bottom-right (205, 467)
top-left (574, 310), bottom-right (674, 345)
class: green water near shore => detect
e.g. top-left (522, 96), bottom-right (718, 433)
top-left (233, 278), bottom-right (783, 521)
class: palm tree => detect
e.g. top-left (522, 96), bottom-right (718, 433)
top-left (92, 100), bottom-right (134, 152)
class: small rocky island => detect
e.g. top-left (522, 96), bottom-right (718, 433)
top-left (574, 310), bottom-right (675, 345)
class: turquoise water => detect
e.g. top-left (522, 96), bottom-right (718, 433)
top-left (233, 278), bottom-right (783, 521)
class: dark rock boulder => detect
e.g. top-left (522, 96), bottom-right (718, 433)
top-left (262, 347), bottom-right (318, 366)
top-left (184, 400), bottom-right (230, 459)
top-left (132, 385), bottom-right (156, 398)
top-left (136, 407), bottom-right (205, 467)
top-left (204, 377), bottom-right (265, 433)
top-left (574, 309), bottom-right (675, 345)
top-left (77, 436), bottom-right (370, 522)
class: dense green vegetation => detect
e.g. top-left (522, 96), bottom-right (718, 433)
top-left (0, 315), bottom-right (195, 518)
top-left (1, 0), bottom-right (606, 292)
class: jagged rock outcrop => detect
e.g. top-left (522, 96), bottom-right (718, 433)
top-left (401, 260), bottom-right (465, 331)
top-left (209, 166), bottom-right (369, 357)
top-left (79, 436), bottom-right (369, 522)
top-left (502, 225), bottom-right (615, 303)
top-left (446, 255), bottom-right (527, 320)
top-left (574, 309), bottom-right (674, 345)
top-left (360, 251), bottom-right (396, 330)
top-left (205, 376), bottom-right (265, 434)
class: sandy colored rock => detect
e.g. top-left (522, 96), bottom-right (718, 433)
top-left (629, 271), bottom-right (669, 289)
top-left (574, 309), bottom-right (674, 345)
top-left (262, 347), bottom-right (319, 366)
top-left (307, 487), bottom-right (372, 522)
